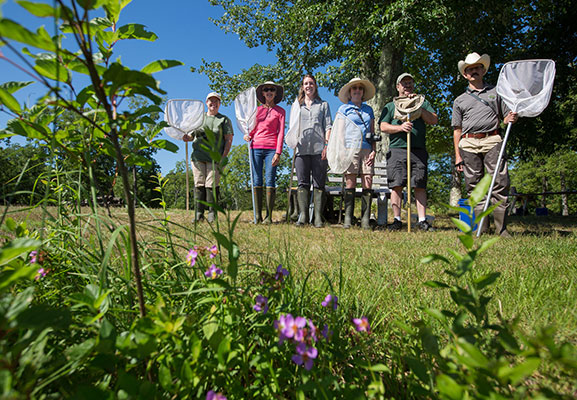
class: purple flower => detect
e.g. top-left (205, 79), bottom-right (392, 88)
top-left (282, 315), bottom-right (307, 340)
top-left (186, 249), bottom-right (198, 266)
top-left (204, 264), bottom-right (223, 279)
top-left (274, 314), bottom-right (292, 344)
top-left (321, 294), bottom-right (338, 310)
top-left (353, 317), bottom-right (370, 332)
top-left (291, 342), bottom-right (318, 370)
top-left (307, 319), bottom-right (318, 342)
top-left (253, 295), bottom-right (269, 314)
top-left (35, 268), bottom-right (47, 280)
top-left (29, 251), bottom-right (38, 264)
top-left (208, 245), bottom-right (218, 259)
top-left (206, 390), bottom-right (227, 400)
top-left (321, 324), bottom-right (333, 339)
top-left (274, 264), bottom-right (289, 281)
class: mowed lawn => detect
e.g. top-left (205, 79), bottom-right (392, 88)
top-left (5, 206), bottom-right (577, 344)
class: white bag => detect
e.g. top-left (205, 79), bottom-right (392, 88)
top-left (284, 98), bottom-right (301, 149)
top-left (496, 59), bottom-right (556, 118)
top-left (164, 99), bottom-right (205, 140)
top-left (327, 112), bottom-right (363, 174)
top-left (234, 87), bottom-right (258, 135)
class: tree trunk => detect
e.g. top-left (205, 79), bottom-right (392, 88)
top-left (541, 176), bottom-right (548, 208)
top-left (560, 171), bottom-right (569, 216)
top-left (363, 45), bottom-right (403, 162)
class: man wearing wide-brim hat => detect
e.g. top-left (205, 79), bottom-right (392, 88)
top-left (452, 52), bottom-right (518, 237)
top-left (379, 72), bottom-right (438, 232)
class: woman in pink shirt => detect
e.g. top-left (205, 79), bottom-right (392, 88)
top-left (243, 81), bottom-right (286, 224)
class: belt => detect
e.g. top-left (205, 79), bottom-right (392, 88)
top-left (461, 129), bottom-right (499, 139)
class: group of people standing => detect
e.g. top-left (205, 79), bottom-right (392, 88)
top-left (184, 52), bottom-right (518, 236)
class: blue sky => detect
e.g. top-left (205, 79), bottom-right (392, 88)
top-left (1, 0), bottom-right (344, 175)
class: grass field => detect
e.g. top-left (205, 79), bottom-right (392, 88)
top-left (5, 205), bottom-right (576, 344)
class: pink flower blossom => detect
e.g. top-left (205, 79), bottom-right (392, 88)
top-left (253, 295), bottom-right (268, 314)
top-left (353, 317), bottom-right (370, 332)
top-left (186, 249), bottom-right (198, 266)
top-left (208, 245), bottom-right (218, 259)
top-left (35, 268), bottom-right (47, 280)
top-left (274, 264), bottom-right (289, 281)
top-left (29, 251), bottom-right (38, 264)
top-left (206, 390), bottom-right (226, 400)
top-left (321, 294), bottom-right (338, 310)
top-left (204, 264), bottom-right (223, 279)
top-left (291, 342), bottom-right (318, 370)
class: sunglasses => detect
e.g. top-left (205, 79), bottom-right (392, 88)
top-left (263, 87), bottom-right (276, 92)
top-left (351, 85), bottom-right (364, 91)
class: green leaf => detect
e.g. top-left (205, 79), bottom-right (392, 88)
top-left (474, 272), bottom-right (501, 290)
top-left (457, 338), bottom-right (489, 368)
top-left (436, 374), bottom-right (463, 400)
top-left (457, 233), bottom-right (474, 249)
top-left (421, 253), bottom-right (450, 264)
top-left (35, 59), bottom-right (70, 82)
top-left (158, 363), bottom-right (172, 390)
top-left (217, 337), bottom-right (231, 366)
top-left (362, 363), bottom-right (391, 372)
top-left (451, 217), bottom-right (472, 233)
top-left (149, 139), bottom-right (178, 152)
top-left (0, 19), bottom-right (55, 51)
top-left (141, 59), bottom-right (183, 74)
top-left (469, 174), bottom-right (492, 206)
top-left (498, 357), bottom-right (540, 385)
top-left (116, 24), bottom-right (157, 41)
top-left (424, 308), bottom-right (448, 323)
top-left (0, 237), bottom-right (40, 266)
top-left (0, 81), bottom-right (34, 94)
top-left (16, 1), bottom-right (59, 17)
top-left (405, 356), bottom-right (430, 383)
top-left (0, 88), bottom-right (22, 114)
top-left (477, 237), bottom-right (499, 254)
top-left (424, 280), bottom-right (450, 289)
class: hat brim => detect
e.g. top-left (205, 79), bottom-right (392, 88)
top-left (458, 54), bottom-right (491, 75)
top-left (338, 79), bottom-right (376, 103)
top-left (256, 82), bottom-right (284, 105)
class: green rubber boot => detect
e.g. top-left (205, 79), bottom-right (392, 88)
top-left (343, 188), bottom-right (355, 229)
top-left (193, 186), bottom-right (206, 222)
top-left (361, 189), bottom-right (373, 230)
top-left (313, 188), bottom-right (324, 228)
top-left (263, 187), bottom-right (276, 224)
top-left (296, 187), bottom-right (310, 226)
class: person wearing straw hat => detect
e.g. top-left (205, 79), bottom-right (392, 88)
top-left (293, 74), bottom-right (333, 228)
top-left (183, 92), bottom-right (233, 223)
top-left (379, 73), bottom-right (438, 232)
top-left (243, 81), bottom-right (286, 224)
top-left (336, 77), bottom-right (377, 229)
top-left (452, 52), bottom-right (518, 236)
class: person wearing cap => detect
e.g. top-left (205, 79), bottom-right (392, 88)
top-left (452, 52), bottom-right (518, 236)
top-left (244, 81), bottom-right (286, 224)
top-left (336, 77), bottom-right (377, 229)
top-left (183, 92), bottom-right (234, 223)
top-left (293, 74), bottom-right (333, 228)
top-left (379, 73), bottom-right (438, 232)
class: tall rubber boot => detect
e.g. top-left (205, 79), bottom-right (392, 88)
top-left (361, 189), bottom-right (373, 230)
top-left (313, 188), bottom-right (324, 228)
top-left (493, 208), bottom-right (510, 237)
top-left (193, 186), bottom-right (206, 222)
top-left (474, 205), bottom-right (489, 235)
top-left (206, 187), bottom-right (219, 223)
top-left (289, 190), bottom-right (299, 222)
top-left (253, 187), bottom-right (263, 224)
top-left (296, 187), bottom-right (310, 226)
top-left (343, 188), bottom-right (355, 229)
top-left (263, 187), bottom-right (276, 225)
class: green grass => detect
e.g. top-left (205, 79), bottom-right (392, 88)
top-left (4, 206), bottom-right (577, 344)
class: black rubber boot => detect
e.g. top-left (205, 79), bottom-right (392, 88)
top-left (253, 187), bottom-right (263, 224)
top-left (263, 188), bottom-right (276, 224)
top-left (193, 186), bottom-right (206, 222)
top-left (313, 189), bottom-right (324, 228)
top-left (296, 187), bottom-right (310, 226)
top-left (361, 189), bottom-right (373, 230)
top-left (343, 188), bottom-right (355, 229)
top-left (289, 189), bottom-right (299, 222)
top-left (493, 208), bottom-right (510, 237)
top-left (206, 187), bottom-right (218, 223)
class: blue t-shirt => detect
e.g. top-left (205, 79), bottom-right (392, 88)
top-left (337, 102), bottom-right (374, 150)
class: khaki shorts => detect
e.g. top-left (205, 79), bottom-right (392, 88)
top-left (345, 148), bottom-right (374, 175)
top-left (191, 161), bottom-right (220, 187)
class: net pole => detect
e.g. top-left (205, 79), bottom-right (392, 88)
top-left (406, 113), bottom-right (411, 233)
top-left (248, 142), bottom-right (257, 224)
top-left (185, 141), bottom-right (190, 211)
top-left (476, 122), bottom-right (512, 237)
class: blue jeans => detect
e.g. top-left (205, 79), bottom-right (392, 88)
top-left (251, 148), bottom-right (277, 187)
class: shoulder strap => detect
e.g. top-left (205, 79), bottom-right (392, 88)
top-left (466, 87), bottom-right (498, 117)
top-left (353, 107), bottom-right (370, 132)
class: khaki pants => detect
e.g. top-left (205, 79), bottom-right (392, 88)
top-left (191, 161), bottom-right (219, 187)
top-left (460, 141), bottom-right (509, 213)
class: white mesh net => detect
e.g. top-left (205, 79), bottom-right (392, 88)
top-left (496, 59), bottom-right (556, 118)
top-left (326, 112), bottom-right (363, 174)
top-left (284, 98), bottom-right (300, 149)
top-left (163, 99), bottom-right (205, 140)
top-left (234, 87), bottom-right (258, 135)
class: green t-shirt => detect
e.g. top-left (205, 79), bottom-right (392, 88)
top-left (191, 113), bottom-right (233, 162)
top-left (378, 100), bottom-right (434, 149)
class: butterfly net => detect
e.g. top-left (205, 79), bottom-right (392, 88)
top-left (164, 99), bottom-right (205, 140)
top-left (496, 59), bottom-right (555, 118)
top-left (327, 112), bottom-right (363, 174)
top-left (284, 98), bottom-right (301, 149)
top-left (234, 87), bottom-right (258, 135)
top-left (393, 95), bottom-right (425, 121)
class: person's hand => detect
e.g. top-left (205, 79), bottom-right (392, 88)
top-left (400, 121), bottom-right (413, 133)
top-left (504, 111), bottom-right (519, 124)
top-left (367, 150), bottom-right (376, 166)
top-left (243, 134), bottom-right (251, 142)
top-left (272, 153), bottom-right (280, 167)
top-left (321, 146), bottom-right (327, 160)
top-left (455, 155), bottom-right (464, 172)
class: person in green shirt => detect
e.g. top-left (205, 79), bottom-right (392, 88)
top-left (379, 73), bottom-right (438, 231)
top-left (183, 92), bottom-right (233, 222)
